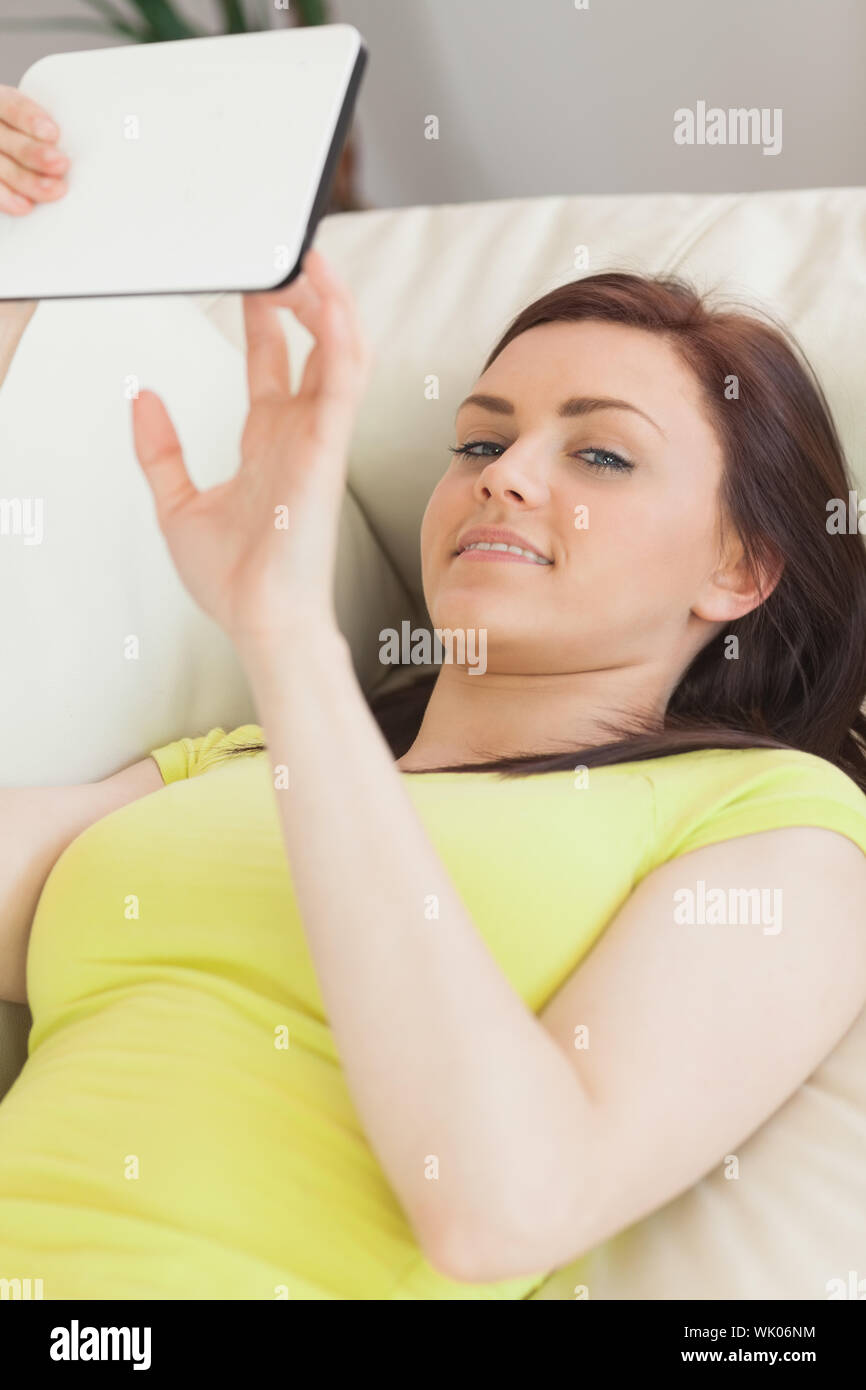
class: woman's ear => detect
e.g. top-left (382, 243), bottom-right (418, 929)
top-left (691, 536), bottom-right (784, 623)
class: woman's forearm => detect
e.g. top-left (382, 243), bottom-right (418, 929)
top-left (0, 299), bottom-right (36, 392)
top-left (240, 623), bottom-right (591, 1281)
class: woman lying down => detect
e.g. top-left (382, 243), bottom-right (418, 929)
top-left (0, 86), bottom-right (864, 1301)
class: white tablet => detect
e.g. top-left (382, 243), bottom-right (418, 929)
top-left (0, 24), bottom-right (367, 300)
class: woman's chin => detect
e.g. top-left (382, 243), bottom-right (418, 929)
top-left (429, 602), bottom-right (540, 657)
top-left (430, 593), bottom-right (513, 634)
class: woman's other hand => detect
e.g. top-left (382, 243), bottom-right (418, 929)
top-left (130, 247), bottom-right (373, 656)
top-left (0, 85), bottom-right (68, 215)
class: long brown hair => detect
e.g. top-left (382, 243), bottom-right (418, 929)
top-left (239, 272), bottom-right (866, 791)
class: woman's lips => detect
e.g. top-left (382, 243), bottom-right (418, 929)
top-left (456, 548), bottom-right (549, 565)
top-left (455, 527), bottom-right (553, 563)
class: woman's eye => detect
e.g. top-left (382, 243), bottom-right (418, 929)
top-left (448, 441), bottom-right (634, 473)
top-left (576, 448), bottom-right (634, 474)
top-left (448, 441), bottom-right (504, 460)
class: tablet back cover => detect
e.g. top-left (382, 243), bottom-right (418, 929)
top-left (0, 24), bottom-right (366, 299)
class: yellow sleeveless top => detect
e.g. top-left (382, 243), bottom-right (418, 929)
top-left (0, 726), bottom-right (864, 1300)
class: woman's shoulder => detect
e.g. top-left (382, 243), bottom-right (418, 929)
top-left (150, 723), bottom-right (265, 785)
top-left (637, 744), bottom-right (866, 865)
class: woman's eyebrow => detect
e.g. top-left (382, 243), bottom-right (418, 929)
top-left (455, 392), bottom-right (667, 439)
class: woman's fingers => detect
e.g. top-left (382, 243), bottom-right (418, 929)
top-left (304, 249), bottom-right (369, 365)
top-left (262, 251), bottom-right (366, 357)
top-left (0, 85), bottom-right (59, 141)
top-left (242, 293), bottom-right (292, 404)
top-left (131, 390), bottom-right (199, 524)
top-left (0, 149), bottom-right (67, 207)
top-left (0, 182), bottom-right (32, 215)
top-left (253, 267), bottom-right (322, 390)
top-left (240, 248), bottom-right (371, 456)
top-left (0, 85), bottom-right (67, 213)
top-left (243, 257), bottom-right (337, 404)
top-left (300, 249), bottom-right (369, 403)
top-left (261, 249), bottom-right (370, 406)
top-left (0, 122), bottom-right (68, 177)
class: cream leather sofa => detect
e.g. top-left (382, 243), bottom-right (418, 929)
top-left (1, 187), bottom-right (865, 1299)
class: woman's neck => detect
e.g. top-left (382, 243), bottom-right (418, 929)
top-left (395, 660), bottom-right (674, 771)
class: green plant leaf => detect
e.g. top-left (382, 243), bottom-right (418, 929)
top-left (292, 0), bottom-right (329, 25)
top-left (105, 1), bottom-right (201, 41)
top-left (215, 1), bottom-right (251, 33)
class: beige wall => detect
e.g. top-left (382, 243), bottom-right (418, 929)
top-left (1, 0), bottom-right (863, 205)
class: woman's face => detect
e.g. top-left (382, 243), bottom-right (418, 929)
top-left (420, 318), bottom-right (732, 678)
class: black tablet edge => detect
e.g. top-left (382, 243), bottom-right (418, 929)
top-left (266, 35), bottom-right (369, 295)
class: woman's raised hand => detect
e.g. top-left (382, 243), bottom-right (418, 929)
top-left (0, 85), bottom-right (69, 215)
top-left (131, 248), bottom-right (373, 657)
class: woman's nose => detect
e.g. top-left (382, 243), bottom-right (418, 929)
top-left (474, 450), bottom-right (550, 507)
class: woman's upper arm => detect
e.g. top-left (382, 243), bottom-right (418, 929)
top-left (103, 754), bottom-right (167, 798)
top-left (537, 826), bottom-right (866, 1264)
top-left (0, 756), bottom-right (165, 1004)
